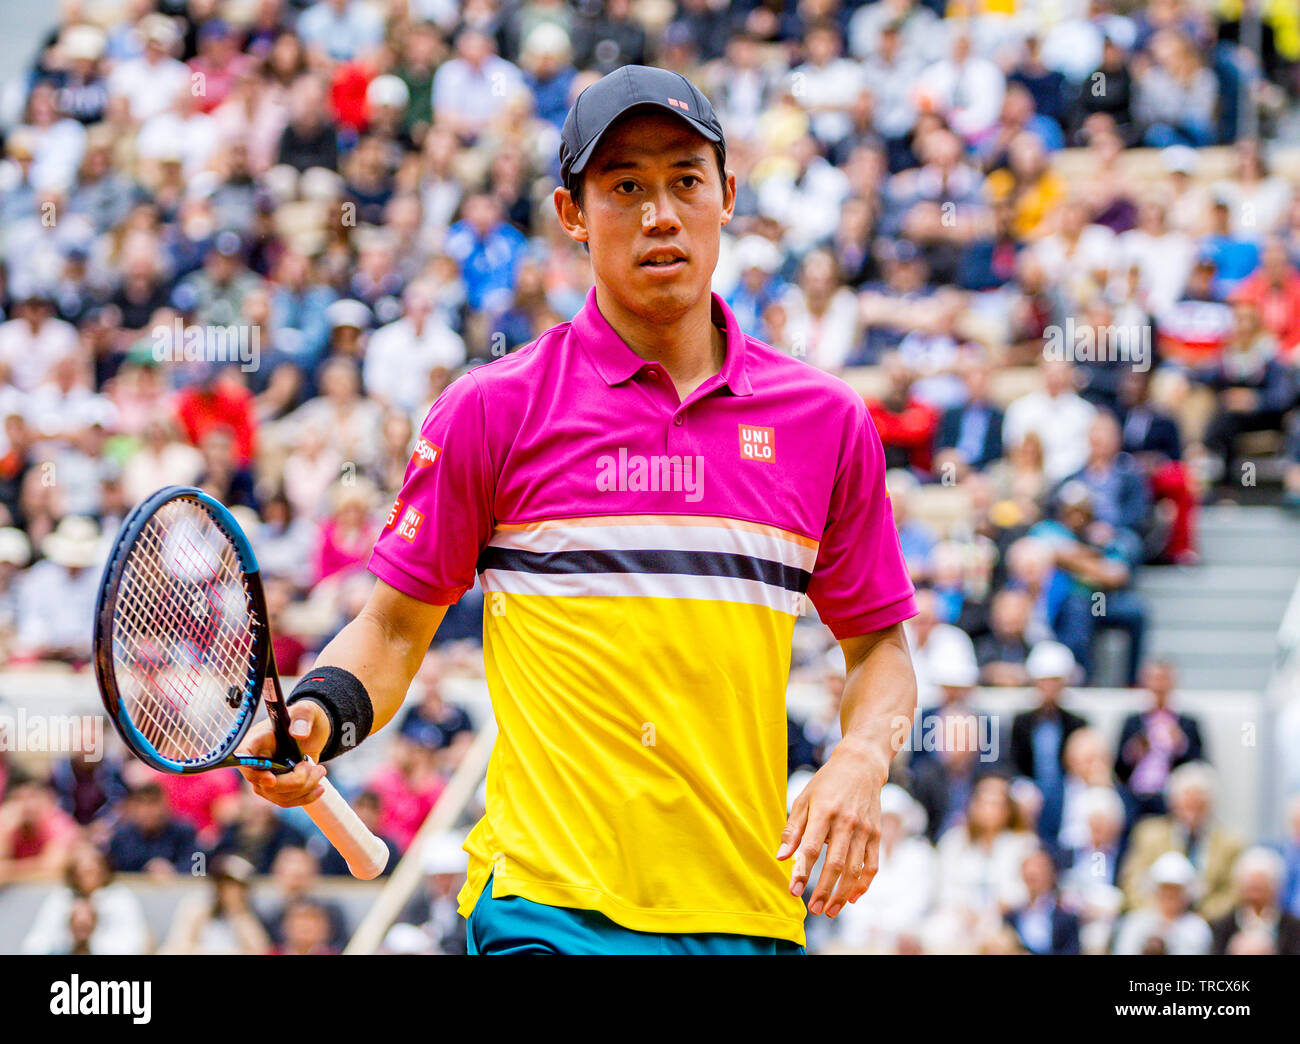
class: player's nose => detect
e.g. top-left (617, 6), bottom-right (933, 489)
top-left (639, 190), bottom-right (682, 235)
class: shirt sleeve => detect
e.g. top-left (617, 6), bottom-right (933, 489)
top-left (806, 398), bottom-right (917, 639)
top-left (367, 371), bottom-right (495, 605)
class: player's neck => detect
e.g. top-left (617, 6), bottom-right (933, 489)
top-left (594, 284), bottom-right (725, 400)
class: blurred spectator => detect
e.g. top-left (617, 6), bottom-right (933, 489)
top-left (23, 842), bottom-right (148, 954)
top-left (1031, 483), bottom-right (1148, 686)
top-left (363, 279), bottom-right (466, 414)
top-left (0, 776), bottom-right (78, 884)
top-left (976, 589), bottom-right (1033, 687)
top-left (1058, 413), bottom-right (1151, 548)
top-left (50, 748), bottom-right (127, 828)
top-left (367, 735), bottom-right (446, 853)
top-left (1194, 300), bottom-right (1295, 491)
top-left (934, 360), bottom-right (1003, 474)
top-left (399, 652), bottom-right (476, 771)
top-left (263, 846), bottom-right (347, 951)
top-left (274, 897), bottom-right (338, 955)
top-left (866, 353), bottom-right (939, 474)
top-left (1003, 360), bottom-right (1097, 484)
top-left (1120, 762), bottom-right (1244, 922)
top-left (11, 516), bottom-right (102, 666)
top-left (160, 854), bottom-right (271, 955)
top-left (1113, 851), bottom-right (1212, 954)
top-left (928, 775), bottom-right (1036, 952)
top-left (1115, 659), bottom-right (1206, 819)
top-left (1115, 369), bottom-right (1197, 563)
top-left (1209, 847), bottom-right (1300, 956)
top-left (1057, 728), bottom-right (1119, 853)
top-left (1060, 785), bottom-right (1128, 953)
top-left (1009, 641), bottom-right (1087, 842)
top-left (1134, 30), bottom-right (1218, 147)
top-left (1231, 237), bottom-right (1300, 359)
top-left (106, 781), bottom-right (199, 877)
top-left (433, 28), bottom-right (525, 145)
top-left (212, 790), bottom-right (308, 876)
top-left (1003, 847), bottom-right (1081, 955)
top-left (390, 831), bottom-right (470, 955)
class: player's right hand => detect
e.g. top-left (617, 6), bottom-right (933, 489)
top-left (235, 701), bottom-right (330, 808)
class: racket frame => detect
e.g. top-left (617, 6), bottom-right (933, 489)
top-left (94, 485), bottom-right (280, 775)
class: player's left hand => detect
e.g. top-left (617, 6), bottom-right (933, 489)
top-left (777, 734), bottom-right (889, 919)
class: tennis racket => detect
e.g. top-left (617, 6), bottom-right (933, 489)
top-left (93, 485), bottom-right (389, 880)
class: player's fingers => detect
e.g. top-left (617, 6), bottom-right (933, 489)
top-left (790, 808), bottom-right (830, 899)
top-left (807, 811), bottom-right (855, 915)
top-left (248, 760), bottom-right (327, 808)
top-left (234, 722), bottom-right (279, 785)
top-left (285, 701), bottom-right (331, 761)
top-left (777, 794), bottom-right (809, 861)
top-left (848, 826), bottom-right (882, 906)
top-left (826, 823), bottom-right (872, 918)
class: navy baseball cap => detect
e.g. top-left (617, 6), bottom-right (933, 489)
top-left (559, 65), bottom-right (725, 184)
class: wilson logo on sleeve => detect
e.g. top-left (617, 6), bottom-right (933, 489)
top-left (738, 424), bottom-right (775, 463)
top-left (411, 437), bottom-right (442, 469)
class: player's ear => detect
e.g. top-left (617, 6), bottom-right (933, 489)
top-left (720, 170), bottom-right (737, 228)
top-left (554, 186), bottom-right (589, 245)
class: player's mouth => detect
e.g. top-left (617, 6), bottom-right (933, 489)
top-left (638, 249), bottom-right (687, 275)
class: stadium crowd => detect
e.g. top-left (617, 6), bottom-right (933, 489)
top-left (2, 0), bottom-right (1300, 954)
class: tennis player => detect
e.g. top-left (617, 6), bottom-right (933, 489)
top-left (239, 65), bottom-right (918, 955)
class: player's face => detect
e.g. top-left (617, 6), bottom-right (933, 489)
top-left (560, 112), bottom-right (735, 325)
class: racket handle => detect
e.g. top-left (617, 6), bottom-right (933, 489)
top-left (304, 777), bottom-right (390, 880)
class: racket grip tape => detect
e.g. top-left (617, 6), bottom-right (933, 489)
top-left (304, 777), bottom-right (390, 880)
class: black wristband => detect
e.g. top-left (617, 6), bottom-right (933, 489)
top-left (286, 666), bottom-right (374, 762)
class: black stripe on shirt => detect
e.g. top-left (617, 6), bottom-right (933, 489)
top-left (476, 546), bottom-right (812, 593)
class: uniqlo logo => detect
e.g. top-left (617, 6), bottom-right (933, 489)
top-left (738, 424), bottom-right (775, 463)
top-left (396, 505), bottom-right (424, 543)
top-left (385, 498), bottom-right (403, 529)
top-left (411, 436), bottom-right (441, 469)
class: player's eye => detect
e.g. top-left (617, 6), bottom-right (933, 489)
top-left (679, 175), bottom-right (701, 190)
top-left (614, 180), bottom-right (639, 195)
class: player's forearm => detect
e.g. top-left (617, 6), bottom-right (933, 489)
top-left (836, 624), bottom-right (917, 779)
top-left (309, 605), bottom-right (436, 735)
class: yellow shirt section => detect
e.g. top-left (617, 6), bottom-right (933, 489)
top-left (456, 591), bottom-right (808, 945)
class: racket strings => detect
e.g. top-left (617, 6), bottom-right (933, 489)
top-left (110, 500), bottom-right (259, 764)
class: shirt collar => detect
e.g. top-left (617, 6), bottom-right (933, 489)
top-left (571, 287), bottom-right (752, 397)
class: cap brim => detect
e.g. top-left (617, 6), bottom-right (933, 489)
top-left (566, 101), bottom-right (723, 178)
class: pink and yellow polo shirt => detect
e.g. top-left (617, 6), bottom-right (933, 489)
top-left (369, 288), bottom-right (915, 945)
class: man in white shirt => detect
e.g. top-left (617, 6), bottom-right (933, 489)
top-left (917, 31), bottom-right (1005, 144)
top-left (362, 279), bottom-right (466, 416)
top-left (0, 295), bottom-right (81, 394)
top-left (432, 28), bottom-right (526, 143)
top-left (1003, 358), bottom-right (1098, 483)
top-left (106, 15), bottom-right (190, 124)
top-left (789, 23), bottom-right (863, 148)
top-left (297, 0), bottom-right (387, 63)
top-left (756, 134), bottom-right (850, 254)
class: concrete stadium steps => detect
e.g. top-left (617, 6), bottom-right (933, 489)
top-left (1136, 506), bottom-right (1300, 692)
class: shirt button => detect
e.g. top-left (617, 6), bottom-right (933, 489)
top-left (646, 369), bottom-right (658, 380)
top-left (673, 415), bottom-right (684, 426)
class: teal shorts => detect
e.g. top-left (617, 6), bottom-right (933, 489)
top-left (467, 878), bottom-right (805, 955)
